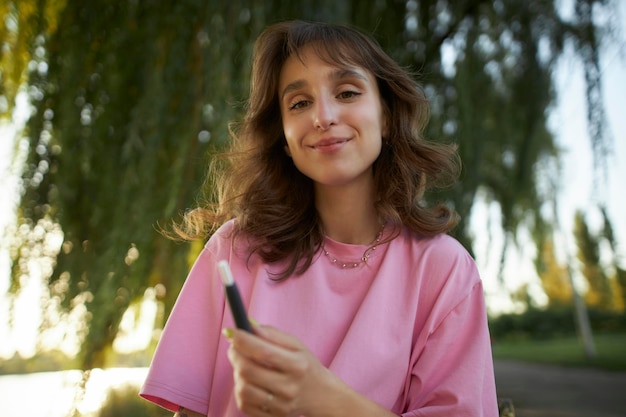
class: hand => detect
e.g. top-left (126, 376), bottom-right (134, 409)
top-left (225, 324), bottom-right (339, 417)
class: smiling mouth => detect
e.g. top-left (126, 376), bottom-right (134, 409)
top-left (311, 138), bottom-right (350, 149)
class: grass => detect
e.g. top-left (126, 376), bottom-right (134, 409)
top-left (492, 332), bottom-right (626, 371)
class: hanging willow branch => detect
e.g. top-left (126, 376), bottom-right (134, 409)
top-left (575, 0), bottom-right (613, 191)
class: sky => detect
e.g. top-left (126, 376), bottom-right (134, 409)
top-left (1, 3), bottom-right (625, 357)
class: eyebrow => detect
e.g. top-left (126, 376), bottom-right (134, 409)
top-left (280, 68), bottom-right (369, 100)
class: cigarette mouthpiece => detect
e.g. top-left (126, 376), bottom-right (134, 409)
top-left (218, 260), bottom-right (234, 285)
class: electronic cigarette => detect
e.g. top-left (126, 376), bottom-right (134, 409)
top-left (218, 260), bottom-right (253, 333)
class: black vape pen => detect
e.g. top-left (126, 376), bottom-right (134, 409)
top-left (218, 260), bottom-right (253, 332)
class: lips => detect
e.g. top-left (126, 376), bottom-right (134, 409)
top-left (310, 137), bottom-right (350, 151)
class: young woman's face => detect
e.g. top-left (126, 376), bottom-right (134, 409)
top-left (278, 46), bottom-right (386, 190)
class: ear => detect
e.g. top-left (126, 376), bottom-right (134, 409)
top-left (284, 144), bottom-right (292, 157)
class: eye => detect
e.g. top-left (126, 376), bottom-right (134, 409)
top-left (288, 99), bottom-right (310, 111)
top-left (337, 90), bottom-right (361, 100)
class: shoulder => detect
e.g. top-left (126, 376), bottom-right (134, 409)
top-left (415, 230), bottom-right (468, 253)
top-left (211, 218), bottom-right (237, 240)
top-left (204, 219), bottom-right (237, 253)
top-left (393, 228), bottom-right (482, 301)
top-left (203, 219), bottom-right (261, 267)
top-left (399, 227), bottom-right (476, 270)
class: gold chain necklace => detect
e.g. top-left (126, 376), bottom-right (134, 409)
top-left (322, 224), bottom-right (385, 268)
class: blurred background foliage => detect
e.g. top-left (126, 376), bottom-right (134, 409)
top-left (1, 0), bottom-right (624, 372)
top-left (94, 384), bottom-right (171, 417)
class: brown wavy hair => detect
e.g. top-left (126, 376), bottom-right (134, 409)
top-left (174, 20), bottom-right (461, 279)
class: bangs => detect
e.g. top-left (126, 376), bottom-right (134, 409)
top-left (283, 23), bottom-right (376, 72)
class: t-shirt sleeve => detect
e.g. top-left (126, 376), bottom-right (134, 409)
top-left (139, 243), bottom-right (227, 414)
top-left (398, 235), bottom-right (498, 417)
top-left (402, 279), bottom-right (498, 417)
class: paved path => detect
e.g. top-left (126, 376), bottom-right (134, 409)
top-left (494, 359), bottom-right (626, 417)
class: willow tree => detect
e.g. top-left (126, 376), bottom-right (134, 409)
top-left (574, 210), bottom-right (623, 311)
top-left (536, 240), bottom-right (573, 307)
top-left (600, 207), bottom-right (626, 311)
top-left (1, 0), bottom-right (618, 369)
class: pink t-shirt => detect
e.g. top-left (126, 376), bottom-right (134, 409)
top-left (140, 220), bottom-right (498, 416)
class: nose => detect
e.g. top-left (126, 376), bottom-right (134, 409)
top-left (313, 95), bottom-right (337, 131)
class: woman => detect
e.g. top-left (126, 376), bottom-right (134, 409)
top-left (140, 20), bottom-right (498, 417)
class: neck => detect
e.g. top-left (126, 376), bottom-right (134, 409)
top-left (315, 182), bottom-right (380, 244)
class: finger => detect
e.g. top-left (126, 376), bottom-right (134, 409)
top-left (232, 371), bottom-right (280, 417)
top-left (228, 346), bottom-right (289, 416)
top-left (231, 328), bottom-right (301, 372)
top-left (227, 343), bottom-right (282, 385)
top-left (250, 323), bottom-right (305, 351)
top-left (229, 341), bottom-right (306, 408)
